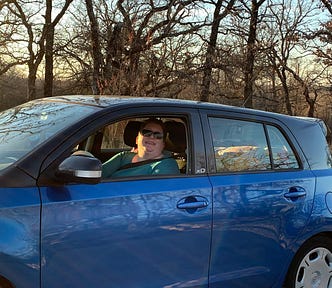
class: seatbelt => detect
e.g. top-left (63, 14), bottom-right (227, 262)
top-left (117, 157), bottom-right (171, 171)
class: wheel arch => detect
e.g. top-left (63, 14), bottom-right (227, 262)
top-left (282, 232), bottom-right (332, 287)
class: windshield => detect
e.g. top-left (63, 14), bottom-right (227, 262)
top-left (0, 100), bottom-right (99, 170)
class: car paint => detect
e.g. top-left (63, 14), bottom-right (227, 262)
top-left (208, 170), bottom-right (315, 287)
top-left (0, 187), bottom-right (40, 288)
top-left (40, 177), bottom-right (212, 288)
top-left (0, 95), bottom-right (331, 287)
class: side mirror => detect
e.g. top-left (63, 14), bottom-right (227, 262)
top-left (56, 154), bottom-right (102, 184)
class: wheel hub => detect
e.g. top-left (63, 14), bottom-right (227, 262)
top-left (311, 271), bottom-right (321, 288)
top-left (295, 247), bottom-right (332, 288)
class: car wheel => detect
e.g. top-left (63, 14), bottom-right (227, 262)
top-left (284, 236), bottom-right (332, 288)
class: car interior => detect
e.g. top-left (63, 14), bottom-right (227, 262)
top-left (76, 117), bottom-right (188, 175)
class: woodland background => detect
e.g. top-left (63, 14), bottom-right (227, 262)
top-left (1, 0), bottom-right (332, 129)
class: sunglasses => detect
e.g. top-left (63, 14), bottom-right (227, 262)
top-left (140, 129), bottom-right (164, 140)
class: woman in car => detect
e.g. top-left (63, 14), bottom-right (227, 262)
top-left (102, 118), bottom-right (180, 178)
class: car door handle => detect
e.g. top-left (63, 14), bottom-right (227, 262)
top-left (177, 201), bottom-right (208, 209)
top-left (284, 186), bottom-right (306, 200)
top-left (177, 196), bottom-right (209, 210)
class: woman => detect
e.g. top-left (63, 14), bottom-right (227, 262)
top-left (102, 118), bottom-right (180, 178)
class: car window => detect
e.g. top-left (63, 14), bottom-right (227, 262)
top-left (209, 117), bottom-right (299, 173)
top-left (209, 117), bottom-right (271, 172)
top-left (0, 100), bottom-right (98, 171)
top-left (266, 125), bottom-right (300, 169)
top-left (81, 117), bottom-right (188, 176)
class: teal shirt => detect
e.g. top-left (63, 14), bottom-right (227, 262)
top-left (102, 151), bottom-right (180, 178)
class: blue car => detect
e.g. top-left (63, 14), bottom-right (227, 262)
top-left (0, 95), bottom-right (331, 288)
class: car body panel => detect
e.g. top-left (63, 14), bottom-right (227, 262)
top-left (40, 177), bottom-right (212, 288)
top-left (208, 170), bottom-right (315, 287)
top-left (0, 187), bottom-right (40, 288)
top-left (304, 168), bottom-right (332, 234)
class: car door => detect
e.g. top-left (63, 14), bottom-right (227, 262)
top-left (38, 107), bottom-right (212, 288)
top-left (0, 187), bottom-right (40, 288)
top-left (200, 111), bottom-right (316, 288)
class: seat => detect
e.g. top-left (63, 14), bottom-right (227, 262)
top-left (123, 121), bottom-right (141, 148)
top-left (164, 121), bottom-right (187, 173)
top-left (164, 121), bottom-right (186, 153)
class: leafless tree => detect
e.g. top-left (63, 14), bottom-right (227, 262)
top-left (80, 0), bottom-right (206, 96)
top-left (263, 0), bottom-right (319, 115)
top-left (242, 0), bottom-right (267, 108)
top-left (200, 0), bottom-right (237, 102)
top-left (85, 0), bottom-right (103, 94)
top-left (2, 0), bottom-right (73, 100)
top-left (0, 2), bottom-right (29, 75)
top-left (44, 0), bottom-right (74, 97)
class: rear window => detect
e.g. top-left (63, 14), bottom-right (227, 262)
top-left (208, 117), bottom-right (300, 173)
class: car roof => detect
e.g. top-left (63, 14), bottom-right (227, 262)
top-left (42, 95), bottom-right (200, 108)
top-left (43, 95), bottom-right (318, 126)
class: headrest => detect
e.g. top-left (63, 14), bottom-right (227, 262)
top-left (165, 121), bottom-right (186, 153)
top-left (123, 121), bottom-right (141, 147)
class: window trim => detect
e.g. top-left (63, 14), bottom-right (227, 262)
top-left (200, 110), bottom-right (304, 175)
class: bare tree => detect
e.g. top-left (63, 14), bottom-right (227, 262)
top-left (0, 2), bottom-right (29, 73)
top-left (242, 0), bottom-right (267, 108)
top-left (265, 0), bottom-right (319, 115)
top-left (85, 0), bottom-right (103, 95)
top-left (6, 1), bottom-right (45, 101)
top-left (44, 0), bottom-right (74, 97)
top-left (78, 0), bottom-right (204, 96)
top-left (3, 0), bottom-right (73, 100)
top-left (200, 0), bottom-right (237, 102)
top-left (304, 1), bottom-right (332, 68)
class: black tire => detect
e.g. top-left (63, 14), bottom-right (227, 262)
top-left (284, 235), bottom-right (332, 288)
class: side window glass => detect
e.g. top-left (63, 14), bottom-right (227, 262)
top-left (267, 125), bottom-right (299, 169)
top-left (209, 118), bottom-right (271, 172)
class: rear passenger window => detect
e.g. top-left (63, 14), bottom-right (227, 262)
top-left (209, 118), bottom-right (300, 172)
top-left (266, 125), bottom-right (299, 169)
top-left (209, 118), bottom-right (271, 172)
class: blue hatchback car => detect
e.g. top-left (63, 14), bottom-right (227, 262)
top-left (0, 95), bottom-right (332, 288)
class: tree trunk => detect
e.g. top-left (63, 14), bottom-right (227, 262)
top-left (243, 0), bottom-right (261, 108)
top-left (280, 67), bottom-right (293, 115)
top-left (200, 1), bottom-right (223, 102)
top-left (27, 63), bottom-right (37, 101)
top-left (85, 0), bottom-right (103, 95)
top-left (200, 0), bottom-right (235, 102)
top-left (44, 0), bottom-right (54, 97)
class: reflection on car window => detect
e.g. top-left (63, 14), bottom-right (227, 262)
top-left (267, 125), bottom-right (299, 169)
top-left (209, 117), bottom-right (300, 173)
top-left (0, 100), bottom-right (98, 170)
top-left (209, 118), bottom-right (271, 172)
